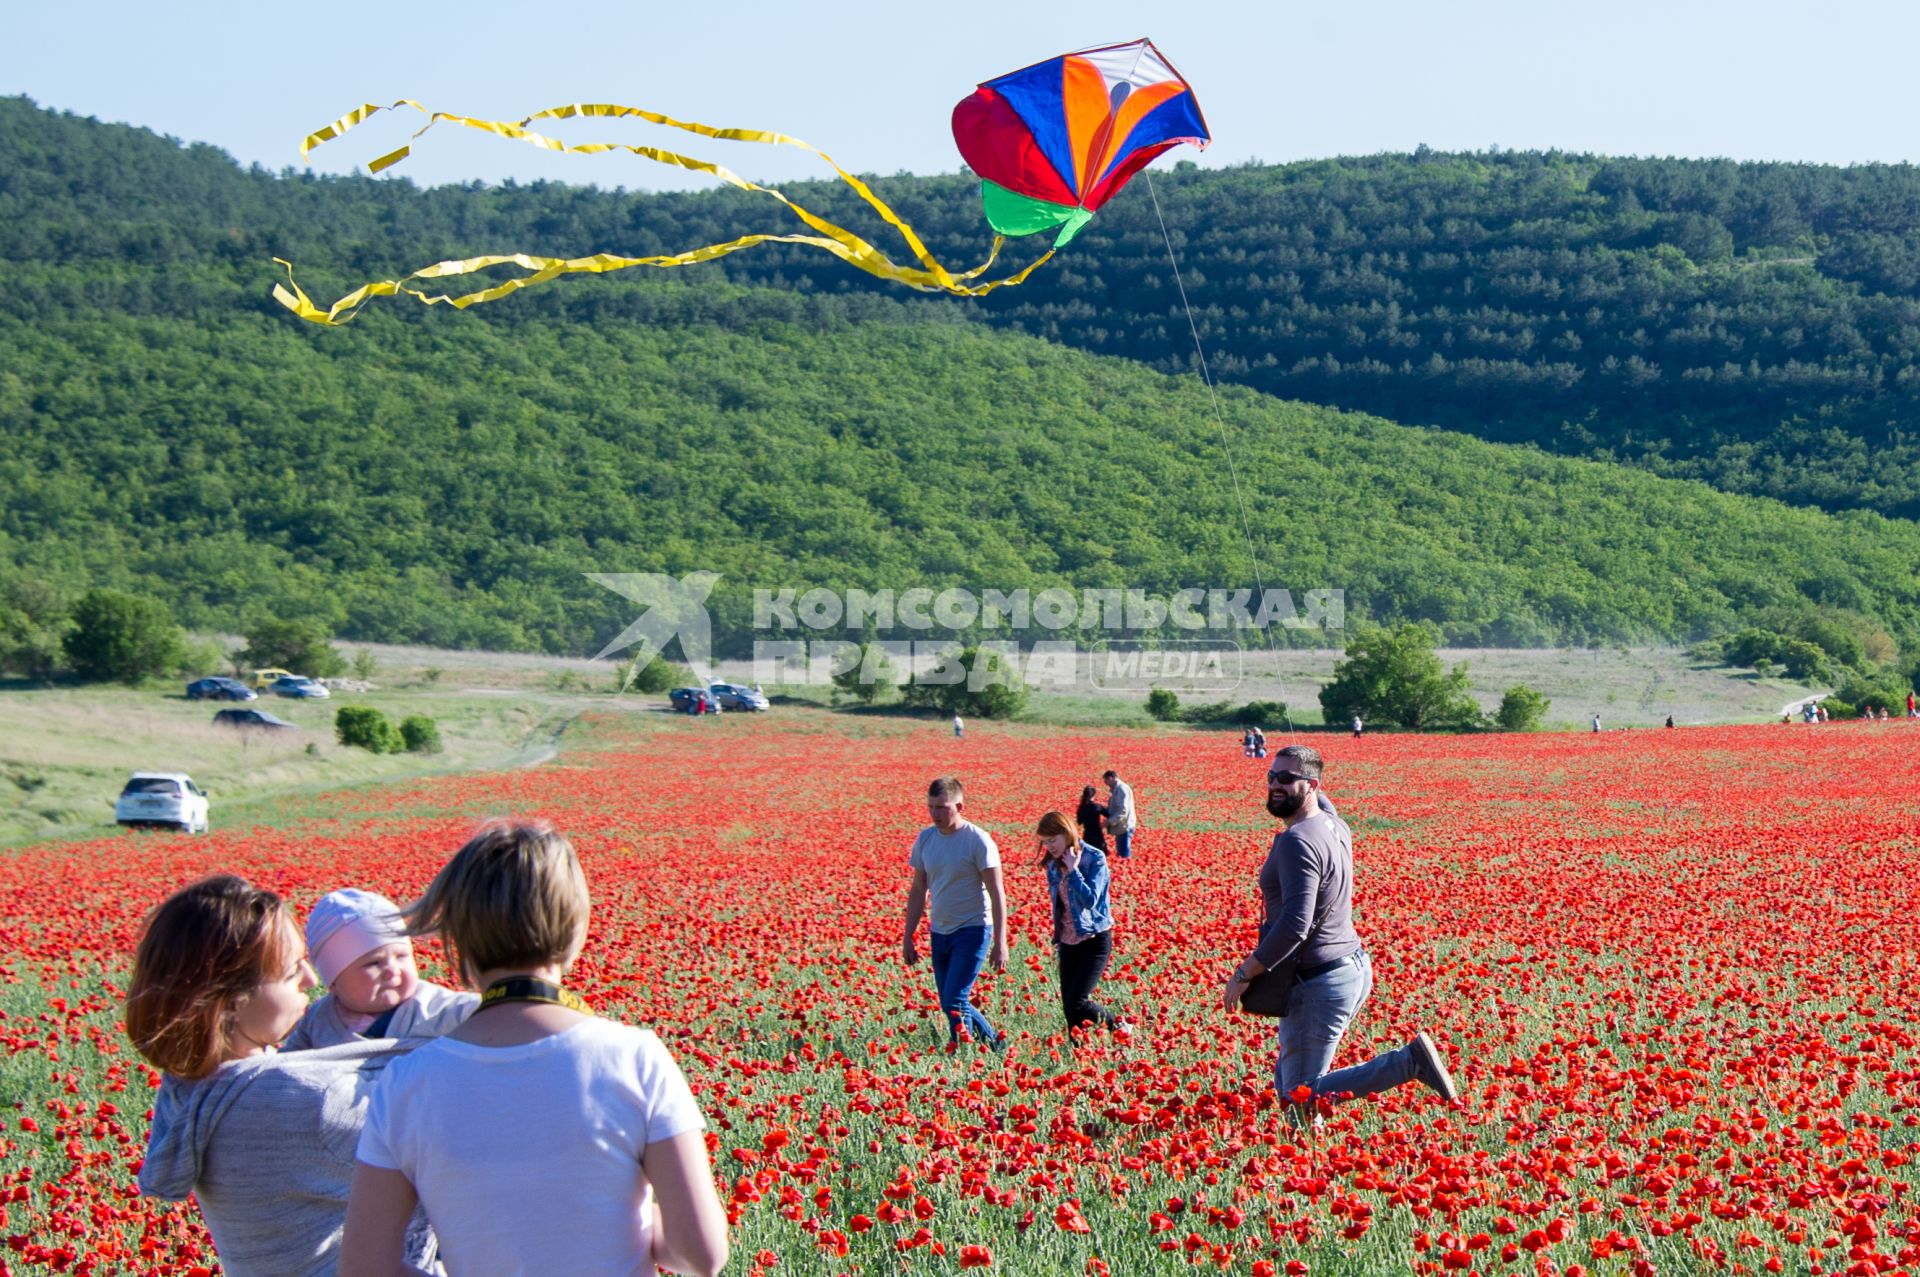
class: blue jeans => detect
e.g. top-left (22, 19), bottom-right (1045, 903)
top-left (1112, 827), bottom-right (1133, 859)
top-left (1275, 951), bottom-right (1416, 1102)
top-left (929, 925), bottom-right (998, 1044)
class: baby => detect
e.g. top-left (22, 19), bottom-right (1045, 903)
top-left (283, 888), bottom-right (476, 1050)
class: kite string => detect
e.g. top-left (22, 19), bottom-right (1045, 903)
top-left (1142, 169), bottom-right (1290, 740)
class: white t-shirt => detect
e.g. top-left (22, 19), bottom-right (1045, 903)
top-left (357, 1018), bottom-right (705, 1277)
top-left (908, 822), bottom-right (1000, 934)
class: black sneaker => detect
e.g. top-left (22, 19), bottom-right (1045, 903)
top-left (1408, 1031), bottom-right (1460, 1101)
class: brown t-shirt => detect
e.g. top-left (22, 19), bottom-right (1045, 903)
top-left (1251, 804), bottom-right (1364, 971)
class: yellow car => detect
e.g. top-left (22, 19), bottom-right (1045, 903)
top-left (248, 667), bottom-right (296, 690)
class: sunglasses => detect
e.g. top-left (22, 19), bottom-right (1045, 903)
top-left (1266, 771), bottom-right (1313, 786)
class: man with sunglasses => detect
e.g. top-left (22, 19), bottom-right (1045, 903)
top-left (1221, 744), bottom-right (1461, 1113)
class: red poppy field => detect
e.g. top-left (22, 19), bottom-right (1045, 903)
top-left (2, 713), bottom-right (1918, 1277)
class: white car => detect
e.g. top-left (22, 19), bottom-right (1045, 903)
top-left (115, 772), bottom-right (210, 833)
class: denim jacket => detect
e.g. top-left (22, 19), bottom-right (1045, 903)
top-left (1046, 841), bottom-right (1114, 941)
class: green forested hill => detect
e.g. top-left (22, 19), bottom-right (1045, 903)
top-left (5, 281), bottom-right (1920, 655)
top-left (9, 96), bottom-right (1920, 515)
top-left (4, 97), bottom-right (1920, 657)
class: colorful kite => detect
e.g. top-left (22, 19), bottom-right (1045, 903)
top-left (273, 42), bottom-right (1206, 325)
top-left (953, 39), bottom-right (1211, 248)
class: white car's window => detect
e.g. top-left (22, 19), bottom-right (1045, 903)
top-left (121, 779), bottom-right (181, 796)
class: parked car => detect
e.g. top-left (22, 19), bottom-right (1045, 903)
top-left (272, 675), bottom-right (331, 699)
top-left (709, 682), bottom-right (770, 711)
top-left (186, 676), bottom-right (257, 701)
top-left (213, 708), bottom-right (298, 731)
top-left (248, 667), bottom-right (297, 690)
top-left (668, 687), bottom-right (721, 715)
top-left (115, 773), bottom-right (210, 833)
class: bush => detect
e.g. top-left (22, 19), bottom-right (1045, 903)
top-left (63, 590), bottom-right (185, 683)
top-left (336, 705), bottom-right (404, 753)
top-left (1496, 683), bottom-right (1552, 731)
top-left (242, 618), bottom-right (346, 678)
top-left (1145, 688), bottom-right (1182, 721)
top-left (399, 715), bottom-right (443, 753)
top-left (620, 655), bottom-right (689, 694)
top-left (351, 648), bottom-right (379, 681)
top-left (1230, 699), bottom-right (1287, 727)
top-left (902, 645), bottom-right (1029, 719)
top-left (1319, 623), bottom-right (1481, 731)
top-left (1831, 666), bottom-right (1909, 716)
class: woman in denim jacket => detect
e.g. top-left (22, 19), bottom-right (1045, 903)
top-left (1035, 810), bottom-right (1120, 1032)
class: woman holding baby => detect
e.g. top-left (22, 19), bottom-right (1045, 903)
top-left (126, 823), bottom-right (728, 1277)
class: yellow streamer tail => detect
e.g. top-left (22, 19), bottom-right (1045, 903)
top-left (277, 100), bottom-right (1057, 324)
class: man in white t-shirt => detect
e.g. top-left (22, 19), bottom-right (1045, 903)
top-left (1103, 769), bottom-right (1138, 860)
top-left (902, 775), bottom-right (1007, 1048)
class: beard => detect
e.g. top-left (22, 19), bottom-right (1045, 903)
top-left (1267, 790), bottom-right (1307, 820)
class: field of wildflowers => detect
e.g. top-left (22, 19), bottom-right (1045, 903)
top-left (2, 713), bottom-right (1917, 1276)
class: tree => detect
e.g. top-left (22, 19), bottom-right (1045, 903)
top-left (1145, 688), bottom-right (1181, 721)
top-left (1319, 623), bottom-right (1481, 731)
top-left (242, 618), bottom-right (345, 678)
top-left (0, 577), bottom-right (69, 680)
top-left (1496, 684), bottom-right (1552, 732)
top-left (902, 645), bottom-right (1029, 719)
top-left (831, 641), bottom-right (898, 705)
top-left (62, 590), bottom-right (184, 683)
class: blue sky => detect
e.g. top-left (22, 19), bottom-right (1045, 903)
top-left (9, 0), bottom-right (1920, 192)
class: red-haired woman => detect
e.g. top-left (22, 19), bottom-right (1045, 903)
top-left (1036, 810), bottom-right (1122, 1033)
top-left (126, 875), bottom-right (434, 1276)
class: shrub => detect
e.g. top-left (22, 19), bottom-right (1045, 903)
top-left (63, 590), bottom-right (185, 683)
top-left (351, 648), bottom-right (379, 681)
top-left (1831, 666), bottom-right (1909, 716)
top-left (1496, 684), bottom-right (1552, 732)
top-left (335, 705), bottom-right (404, 753)
top-left (1145, 688), bottom-right (1181, 721)
top-left (1230, 699), bottom-right (1287, 727)
top-left (242, 618), bottom-right (346, 678)
top-left (620, 655), bottom-right (688, 694)
top-left (399, 715), bottom-right (443, 753)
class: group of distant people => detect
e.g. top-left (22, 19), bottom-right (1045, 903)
top-left (123, 744), bottom-right (1462, 1277)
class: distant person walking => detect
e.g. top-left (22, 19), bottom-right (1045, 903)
top-left (1665, 714), bottom-right (1674, 729)
top-left (1908, 690), bottom-right (1916, 718)
top-left (1591, 714), bottom-right (1602, 733)
top-left (902, 777), bottom-right (1007, 1049)
top-left (1222, 745), bottom-right (1462, 1114)
top-left (1102, 770), bottom-right (1138, 860)
top-left (1075, 785), bottom-right (1109, 853)
top-left (1035, 810), bottom-right (1120, 1034)
top-left (953, 713), bottom-right (965, 740)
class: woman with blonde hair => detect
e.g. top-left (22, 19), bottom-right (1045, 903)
top-left (340, 821), bottom-right (728, 1277)
top-left (1035, 809), bottom-right (1121, 1033)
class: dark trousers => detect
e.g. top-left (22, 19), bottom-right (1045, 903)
top-left (1057, 930), bottom-right (1117, 1031)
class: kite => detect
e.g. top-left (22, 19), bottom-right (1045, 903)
top-left (953, 38), bottom-right (1211, 248)
top-left (273, 42), bottom-right (1206, 325)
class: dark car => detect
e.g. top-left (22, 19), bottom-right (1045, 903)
top-left (187, 676), bottom-right (257, 702)
top-left (668, 687), bottom-right (720, 715)
top-left (213, 708), bottom-right (298, 731)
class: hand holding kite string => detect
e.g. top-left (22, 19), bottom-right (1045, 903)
top-left (273, 40), bottom-right (1208, 325)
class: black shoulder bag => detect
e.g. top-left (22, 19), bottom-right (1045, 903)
top-left (1238, 865), bottom-right (1339, 1019)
